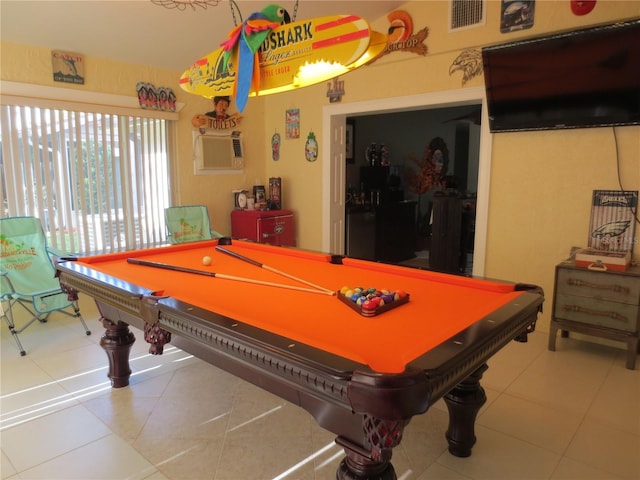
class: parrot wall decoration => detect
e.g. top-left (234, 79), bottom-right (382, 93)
top-left (220, 4), bottom-right (288, 112)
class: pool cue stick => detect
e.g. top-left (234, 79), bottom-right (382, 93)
top-left (215, 246), bottom-right (334, 295)
top-left (127, 258), bottom-right (335, 296)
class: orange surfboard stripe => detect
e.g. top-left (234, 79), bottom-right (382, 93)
top-left (315, 15), bottom-right (360, 31)
top-left (312, 28), bottom-right (370, 49)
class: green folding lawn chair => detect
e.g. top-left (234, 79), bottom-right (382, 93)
top-left (164, 205), bottom-right (224, 244)
top-left (0, 216), bottom-right (91, 356)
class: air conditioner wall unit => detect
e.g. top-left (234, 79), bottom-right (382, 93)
top-left (194, 131), bottom-right (244, 174)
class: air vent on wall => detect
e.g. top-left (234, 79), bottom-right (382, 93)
top-left (451, 0), bottom-right (485, 30)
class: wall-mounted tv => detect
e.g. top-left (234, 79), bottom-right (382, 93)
top-left (482, 20), bottom-right (640, 132)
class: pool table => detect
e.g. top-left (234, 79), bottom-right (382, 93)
top-left (55, 238), bottom-right (543, 480)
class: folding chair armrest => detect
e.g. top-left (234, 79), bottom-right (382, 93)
top-left (46, 245), bottom-right (79, 261)
top-left (0, 270), bottom-right (17, 298)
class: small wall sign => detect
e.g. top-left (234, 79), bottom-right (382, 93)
top-left (52, 50), bottom-right (84, 85)
top-left (271, 132), bottom-right (281, 161)
top-left (137, 82), bottom-right (178, 112)
top-left (327, 77), bottom-right (345, 103)
top-left (371, 11), bottom-right (428, 63)
top-left (500, 0), bottom-right (535, 33)
top-left (305, 131), bottom-right (318, 162)
top-left (286, 108), bottom-right (300, 139)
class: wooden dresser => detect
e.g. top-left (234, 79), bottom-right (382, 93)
top-left (548, 261), bottom-right (640, 369)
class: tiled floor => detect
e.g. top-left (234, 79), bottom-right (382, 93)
top-left (1, 297), bottom-right (639, 480)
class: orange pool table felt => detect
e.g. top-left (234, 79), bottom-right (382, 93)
top-left (78, 239), bottom-right (524, 373)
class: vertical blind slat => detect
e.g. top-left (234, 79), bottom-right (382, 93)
top-left (1, 107), bottom-right (18, 217)
top-left (101, 114), bottom-right (114, 246)
top-left (42, 108), bottom-right (58, 248)
top-left (32, 109), bottom-right (46, 222)
top-left (57, 110), bottom-right (74, 252)
top-left (51, 110), bottom-right (67, 251)
top-left (109, 115), bottom-right (122, 248)
top-left (22, 106), bottom-right (36, 217)
top-left (119, 116), bottom-right (132, 248)
top-left (74, 112), bottom-right (91, 253)
top-left (132, 119), bottom-right (148, 245)
top-left (140, 118), bottom-right (153, 245)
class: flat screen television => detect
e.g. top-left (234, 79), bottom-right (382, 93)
top-left (482, 20), bottom-right (640, 132)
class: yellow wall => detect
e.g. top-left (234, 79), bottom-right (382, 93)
top-left (2, 1), bottom-right (639, 337)
top-left (0, 40), bottom-right (266, 237)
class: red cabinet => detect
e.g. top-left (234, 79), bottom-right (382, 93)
top-left (231, 209), bottom-right (295, 246)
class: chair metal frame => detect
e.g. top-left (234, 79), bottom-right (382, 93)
top-left (0, 216), bottom-right (91, 356)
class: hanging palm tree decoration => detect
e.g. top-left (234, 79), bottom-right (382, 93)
top-left (405, 137), bottom-right (449, 236)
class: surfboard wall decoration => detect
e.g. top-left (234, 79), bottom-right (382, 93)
top-left (179, 14), bottom-right (387, 110)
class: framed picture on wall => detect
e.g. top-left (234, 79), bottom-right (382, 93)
top-left (51, 50), bottom-right (85, 84)
top-left (346, 119), bottom-right (355, 163)
top-left (500, 0), bottom-right (535, 33)
top-left (286, 108), bottom-right (300, 139)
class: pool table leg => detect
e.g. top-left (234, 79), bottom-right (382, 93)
top-left (99, 318), bottom-right (135, 388)
top-left (335, 415), bottom-right (406, 480)
top-left (335, 434), bottom-right (398, 480)
top-left (444, 363), bottom-right (488, 457)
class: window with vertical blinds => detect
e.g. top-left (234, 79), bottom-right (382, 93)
top-left (0, 102), bottom-right (172, 254)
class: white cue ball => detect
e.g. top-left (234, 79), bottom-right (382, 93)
top-left (202, 256), bottom-right (212, 266)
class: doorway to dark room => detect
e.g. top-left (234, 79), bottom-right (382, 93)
top-left (344, 104), bottom-right (481, 275)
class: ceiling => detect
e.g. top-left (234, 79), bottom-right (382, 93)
top-left (1, 0), bottom-right (404, 72)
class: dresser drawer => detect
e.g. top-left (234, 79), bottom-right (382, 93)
top-left (550, 263), bottom-right (640, 369)
top-left (554, 292), bottom-right (639, 332)
top-left (556, 268), bottom-right (640, 305)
